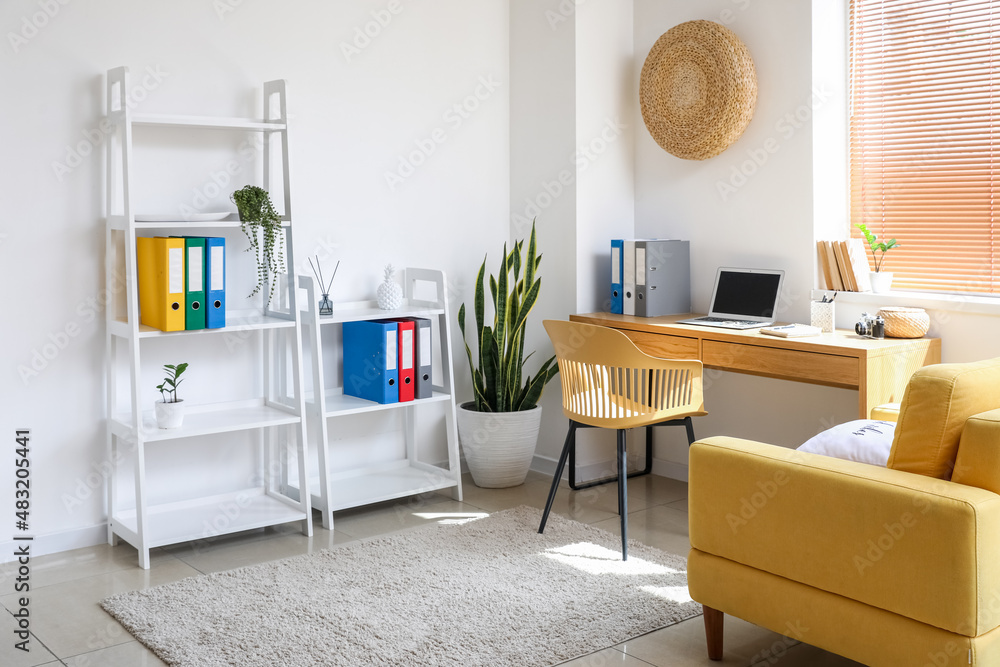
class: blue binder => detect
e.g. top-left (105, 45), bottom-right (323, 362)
top-left (343, 320), bottom-right (399, 404)
top-left (204, 237), bottom-right (226, 329)
top-left (610, 239), bottom-right (624, 314)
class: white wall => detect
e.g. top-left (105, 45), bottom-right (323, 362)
top-left (0, 0), bottom-right (510, 558)
top-left (510, 0), bottom-right (638, 473)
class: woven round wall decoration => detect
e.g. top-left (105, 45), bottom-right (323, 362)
top-left (640, 20), bottom-right (757, 161)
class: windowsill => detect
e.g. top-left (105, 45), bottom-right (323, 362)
top-left (809, 289), bottom-right (1000, 316)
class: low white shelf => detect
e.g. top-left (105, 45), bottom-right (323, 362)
top-left (128, 112), bottom-right (287, 131)
top-left (288, 461), bottom-right (459, 513)
top-left (111, 399), bottom-right (300, 442)
top-left (299, 269), bottom-right (464, 530)
top-left (109, 310), bottom-right (296, 339)
top-left (111, 489), bottom-right (307, 549)
top-left (322, 390), bottom-right (452, 418)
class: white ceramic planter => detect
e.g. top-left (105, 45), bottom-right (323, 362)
top-left (154, 399), bottom-right (184, 429)
top-left (870, 271), bottom-right (893, 294)
top-left (457, 403), bottom-right (542, 488)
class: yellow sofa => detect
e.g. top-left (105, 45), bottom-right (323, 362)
top-left (688, 357), bottom-right (1000, 666)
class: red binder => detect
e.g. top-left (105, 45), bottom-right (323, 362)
top-left (394, 319), bottom-right (416, 402)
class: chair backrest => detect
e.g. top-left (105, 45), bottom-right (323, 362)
top-left (543, 320), bottom-right (705, 429)
top-left (887, 357), bottom-right (1000, 479)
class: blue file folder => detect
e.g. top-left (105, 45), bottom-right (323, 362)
top-left (204, 237), bottom-right (226, 329)
top-left (610, 239), bottom-right (624, 314)
top-left (343, 320), bottom-right (399, 404)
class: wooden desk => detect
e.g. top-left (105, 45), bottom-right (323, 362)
top-left (570, 313), bottom-right (941, 419)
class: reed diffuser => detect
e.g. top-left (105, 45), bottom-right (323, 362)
top-left (308, 256), bottom-right (340, 316)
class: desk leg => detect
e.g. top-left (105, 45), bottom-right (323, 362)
top-left (859, 343), bottom-right (941, 419)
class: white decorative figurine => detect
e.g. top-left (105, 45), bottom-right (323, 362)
top-left (377, 264), bottom-right (403, 310)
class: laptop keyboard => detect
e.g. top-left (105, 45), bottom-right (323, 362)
top-left (698, 317), bottom-right (761, 325)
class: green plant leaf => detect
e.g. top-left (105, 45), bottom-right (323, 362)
top-left (494, 243), bottom-right (509, 397)
top-left (474, 259), bottom-right (486, 335)
top-left (510, 278), bottom-right (541, 335)
top-left (517, 356), bottom-right (557, 410)
top-left (524, 220), bottom-right (538, 289)
top-left (482, 326), bottom-right (498, 411)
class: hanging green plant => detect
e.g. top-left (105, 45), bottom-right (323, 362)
top-left (231, 185), bottom-right (285, 306)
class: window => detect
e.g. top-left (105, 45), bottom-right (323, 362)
top-left (849, 0), bottom-right (999, 294)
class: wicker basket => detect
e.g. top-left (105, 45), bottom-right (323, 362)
top-left (878, 307), bottom-right (930, 338)
top-left (639, 20), bottom-right (757, 161)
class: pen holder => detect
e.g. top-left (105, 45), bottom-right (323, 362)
top-left (810, 300), bottom-right (835, 333)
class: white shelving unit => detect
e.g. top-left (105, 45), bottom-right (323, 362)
top-left (298, 269), bottom-right (463, 529)
top-left (104, 66), bottom-right (312, 568)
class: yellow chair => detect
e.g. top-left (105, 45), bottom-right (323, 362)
top-left (688, 357), bottom-right (1000, 665)
top-left (538, 320), bottom-right (706, 560)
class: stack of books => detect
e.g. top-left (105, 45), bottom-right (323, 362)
top-left (816, 239), bottom-right (872, 292)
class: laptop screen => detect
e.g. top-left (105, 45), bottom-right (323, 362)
top-left (711, 269), bottom-right (783, 318)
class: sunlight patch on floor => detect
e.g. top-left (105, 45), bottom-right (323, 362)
top-left (639, 585), bottom-right (693, 603)
top-left (413, 512), bottom-right (490, 525)
top-left (541, 542), bottom-right (683, 576)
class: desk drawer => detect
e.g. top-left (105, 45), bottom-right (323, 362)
top-left (703, 340), bottom-right (859, 387)
top-left (621, 330), bottom-right (699, 360)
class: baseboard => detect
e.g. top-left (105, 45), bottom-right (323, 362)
top-left (651, 458), bottom-right (689, 482)
top-left (530, 454), bottom-right (688, 483)
top-left (0, 523), bottom-right (108, 564)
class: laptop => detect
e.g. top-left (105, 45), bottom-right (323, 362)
top-left (677, 267), bottom-right (785, 329)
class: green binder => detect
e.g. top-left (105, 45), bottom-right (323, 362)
top-left (175, 237), bottom-right (207, 331)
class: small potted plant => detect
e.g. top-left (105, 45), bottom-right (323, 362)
top-left (457, 221), bottom-right (559, 488)
top-left (231, 185), bottom-right (285, 307)
top-left (855, 222), bottom-right (900, 293)
top-left (154, 363), bottom-right (188, 429)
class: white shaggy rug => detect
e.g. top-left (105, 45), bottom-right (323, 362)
top-left (102, 506), bottom-right (700, 666)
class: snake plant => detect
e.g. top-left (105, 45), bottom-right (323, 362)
top-left (458, 221), bottom-right (558, 412)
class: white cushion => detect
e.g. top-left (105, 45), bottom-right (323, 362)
top-left (797, 420), bottom-right (896, 467)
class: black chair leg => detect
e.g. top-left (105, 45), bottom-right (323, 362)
top-left (617, 428), bottom-right (628, 560)
top-left (684, 416), bottom-right (696, 445)
top-left (539, 421), bottom-right (577, 535)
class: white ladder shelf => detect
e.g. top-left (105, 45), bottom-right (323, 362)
top-left (103, 66), bottom-right (312, 568)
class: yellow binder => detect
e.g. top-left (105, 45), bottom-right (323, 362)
top-left (137, 237), bottom-right (185, 332)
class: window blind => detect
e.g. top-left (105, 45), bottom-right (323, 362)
top-left (849, 0), bottom-right (999, 294)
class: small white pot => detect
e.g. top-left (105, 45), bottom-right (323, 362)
top-left (870, 271), bottom-right (893, 294)
top-left (154, 400), bottom-right (184, 429)
top-left (457, 403), bottom-right (542, 488)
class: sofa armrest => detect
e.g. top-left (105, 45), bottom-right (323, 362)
top-left (954, 409), bottom-right (1000, 494)
top-left (689, 436), bottom-right (1000, 636)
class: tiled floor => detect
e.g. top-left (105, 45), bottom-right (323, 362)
top-left (0, 472), bottom-right (862, 666)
